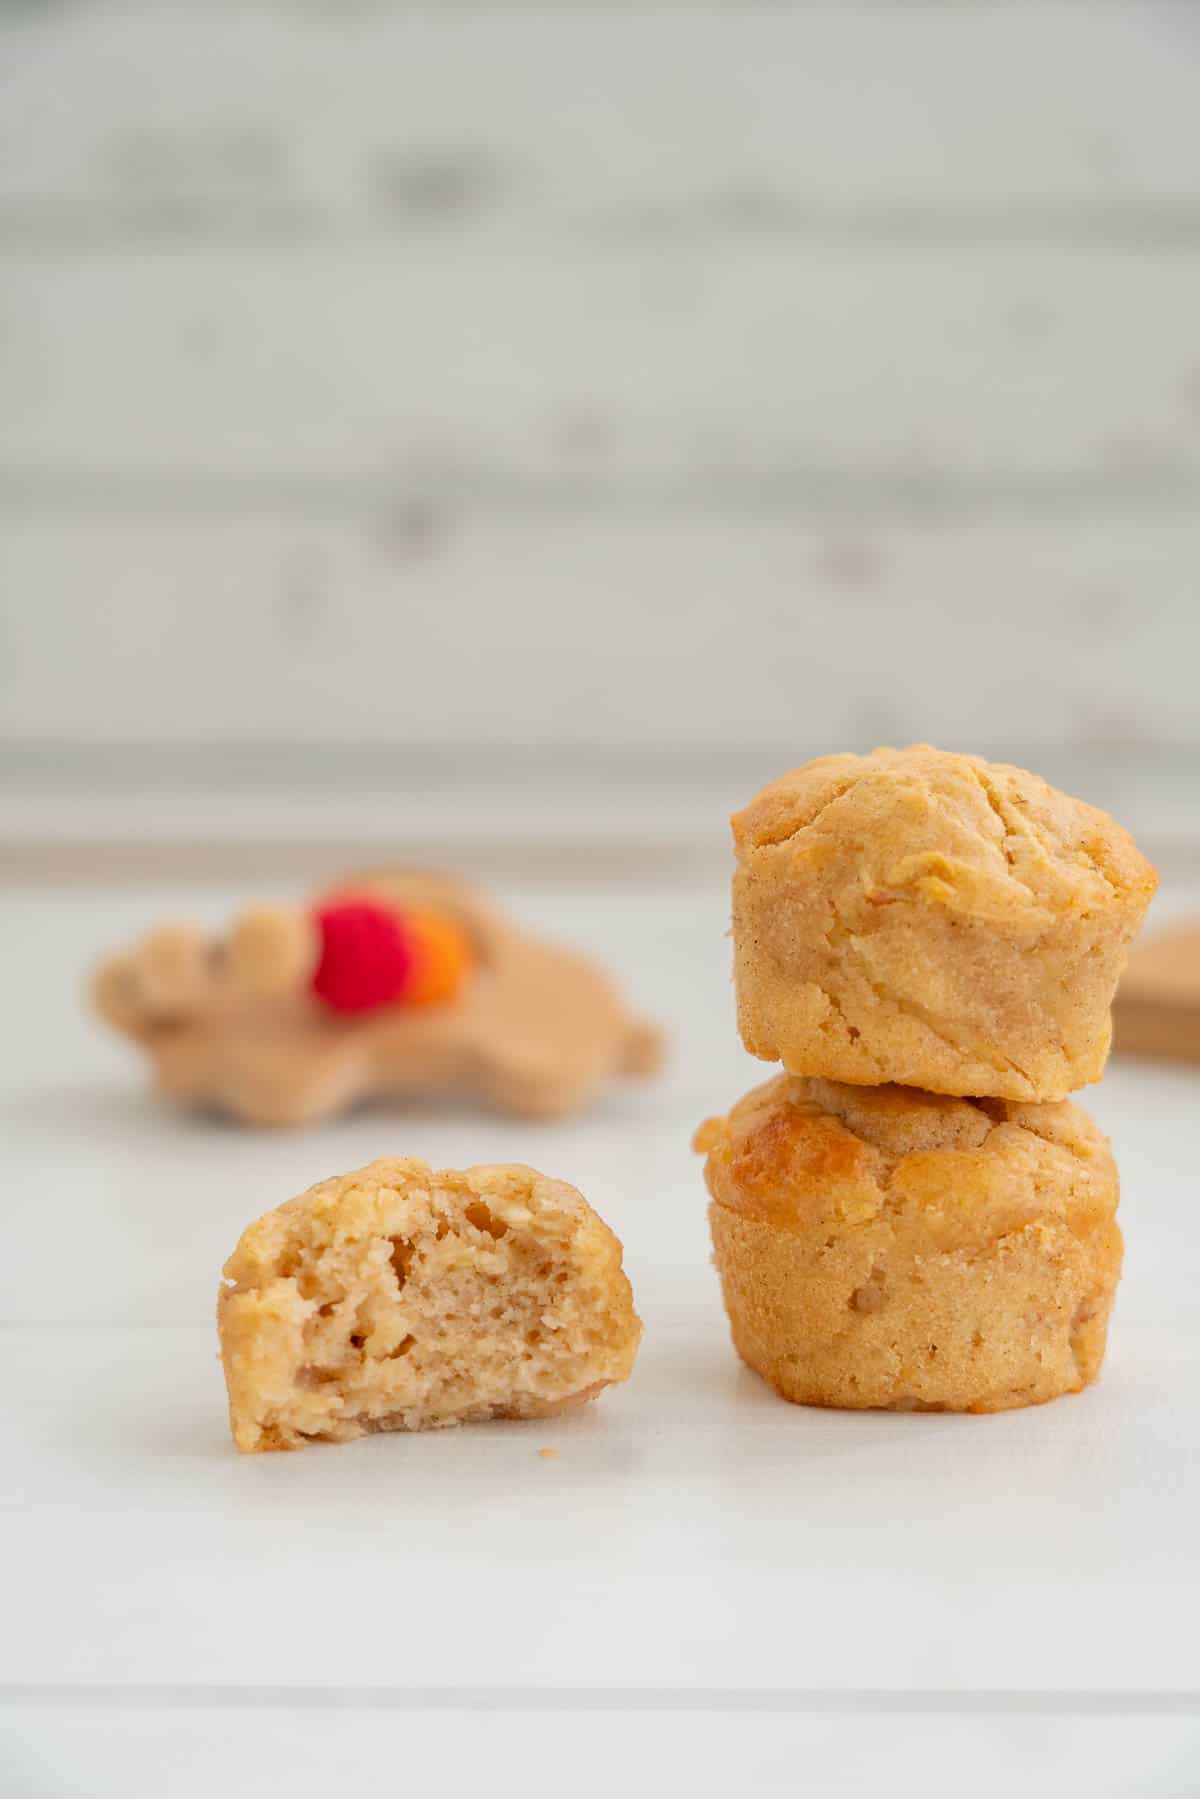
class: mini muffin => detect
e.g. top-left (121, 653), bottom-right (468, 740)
top-left (696, 1074), bottom-right (1122, 1413)
top-left (733, 745), bottom-right (1157, 1102)
top-left (218, 1158), bottom-right (641, 1451)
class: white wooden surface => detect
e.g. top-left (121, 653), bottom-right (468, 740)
top-left (7, 247), bottom-right (1200, 483)
top-left (6, 6), bottom-right (1200, 231)
top-left (8, 1710), bottom-right (1200, 1799)
top-left (1, 1), bottom-right (1199, 772)
top-left (2, 879), bottom-right (1199, 1794)
top-left (3, 520), bottom-right (1200, 752)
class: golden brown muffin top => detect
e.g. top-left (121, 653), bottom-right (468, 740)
top-left (732, 744), bottom-right (1157, 924)
top-left (695, 1074), bottom-right (1117, 1248)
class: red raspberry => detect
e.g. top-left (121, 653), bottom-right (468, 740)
top-left (310, 899), bottom-right (415, 1013)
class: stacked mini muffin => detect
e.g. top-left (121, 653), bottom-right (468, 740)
top-left (695, 746), bottom-right (1158, 1413)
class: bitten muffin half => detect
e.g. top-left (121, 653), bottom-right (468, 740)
top-left (696, 1074), bottom-right (1122, 1413)
top-left (733, 745), bottom-right (1157, 1101)
top-left (218, 1158), bottom-right (641, 1451)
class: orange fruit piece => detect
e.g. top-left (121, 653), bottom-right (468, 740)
top-left (403, 908), bottom-right (476, 1006)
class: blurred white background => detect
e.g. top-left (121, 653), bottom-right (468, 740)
top-left (1, 1), bottom-right (1198, 873)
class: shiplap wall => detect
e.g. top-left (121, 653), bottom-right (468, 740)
top-left (1, 3), bottom-right (1198, 795)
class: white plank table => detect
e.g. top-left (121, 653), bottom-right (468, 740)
top-left (2, 880), bottom-right (1199, 1797)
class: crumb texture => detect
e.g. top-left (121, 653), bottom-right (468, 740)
top-left (697, 1074), bottom-right (1122, 1413)
top-left (731, 744), bottom-right (1158, 1101)
top-left (218, 1158), bottom-right (641, 1451)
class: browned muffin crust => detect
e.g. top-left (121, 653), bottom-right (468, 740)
top-left (697, 1074), bottom-right (1122, 1413)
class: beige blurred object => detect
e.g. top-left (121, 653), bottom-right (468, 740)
top-left (1112, 923), bottom-right (1200, 1065)
top-left (93, 922), bottom-right (214, 1029)
top-left (218, 1157), bottom-right (642, 1452)
top-left (91, 869), bottom-right (663, 1125)
top-left (226, 905), bottom-right (319, 997)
